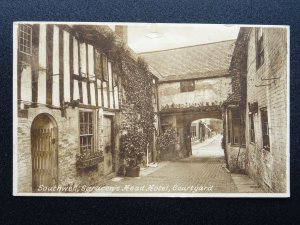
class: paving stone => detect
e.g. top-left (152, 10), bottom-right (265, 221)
top-left (95, 136), bottom-right (264, 194)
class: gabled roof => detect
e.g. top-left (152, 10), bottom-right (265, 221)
top-left (139, 39), bottom-right (236, 82)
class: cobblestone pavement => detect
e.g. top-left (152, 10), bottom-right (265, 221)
top-left (98, 136), bottom-right (240, 194)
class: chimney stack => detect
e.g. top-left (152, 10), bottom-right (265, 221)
top-left (115, 25), bottom-right (128, 45)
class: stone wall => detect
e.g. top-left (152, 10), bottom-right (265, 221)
top-left (158, 77), bottom-right (232, 109)
top-left (225, 145), bottom-right (247, 172)
top-left (16, 106), bottom-right (116, 193)
top-left (245, 28), bottom-right (288, 192)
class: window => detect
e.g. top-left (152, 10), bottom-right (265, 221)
top-left (227, 110), bottom-right (231, 143)
top-left (232, 109), bottom-right (241, 145)
top-left (19, 24), bottom-right (32, 55)
top-left (249, 113), bottom-right (255, 143)
top-left (256, 28), bottom-right (264, 69)
top-left (261, 108), bottom-right (270, 150)
top-left (180, 80), bottom-right (195, 92)
top-left (228, 108), bottom-right (245, 145)
top-left (80, 111), bottom-right (94, 155)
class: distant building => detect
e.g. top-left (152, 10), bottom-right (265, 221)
top-left (223, 27), bottom-right (288, 192)
top-left (190, 119), bottom-right (215, 144)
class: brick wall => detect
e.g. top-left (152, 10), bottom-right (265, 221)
top-left (245, 28), bottom-right (288, 192)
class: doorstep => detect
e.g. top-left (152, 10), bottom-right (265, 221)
top-left (230, 173), bottom-right (265, 193)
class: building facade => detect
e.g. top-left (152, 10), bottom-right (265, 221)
top-left (16, 23), bottom-right (158, 193)
top-left (223, 27), bottom-right (288, 192)
top-left (141, 41), bottom-right (234, 158)
top-left (190, 119), bottom-right (213, 144)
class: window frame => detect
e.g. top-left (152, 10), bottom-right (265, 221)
top-left (18, 24), bottom-right (32, 56)
top-left (255, 27), bottom-right (264, 70)
top-left (249, 112), bottom-right (255, 143)
top-left (260, 107), bottom-right (270, 151)
top-left (227, 109), bottom-right (231, 144)
top-left (180, 80), bottom-right (195, 92)
top-left (79, 110), bottom-right (95, 155)
top-left (228, 107), bottom-right (246, 146)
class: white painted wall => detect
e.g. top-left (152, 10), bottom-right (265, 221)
top-left (52, 25), bottom-right (60, 106)
top-left (63, 30), bottom-right (70, 102)
top-left (108, 62), bottom-right (114, 108)
top-left (82, 81), bottom-right (88, 104)
top-left (90, 82), bottom-right (96, 105)
top-left (103, 81), bottom-right (108, 108)
top-left (37, 24), bottom-right (47, 104)
top-left (97, 80), bottom-right (102, 106)
top-left (73, 37), bottom-right (80, 101)
top-left (73, 37), bottom-right (79, 75)
top-left (88, 44), bottom-right (94, 78)
top-left (20, 66), bottom-right (32, 103)
top-left (80, 43), bottom-right (87, 77)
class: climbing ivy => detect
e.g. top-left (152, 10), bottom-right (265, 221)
top-left (72, 25), bottom-right (156, 167)
top-left (117, 58), bottom-right (155, 167)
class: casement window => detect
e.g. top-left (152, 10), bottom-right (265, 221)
top-left (79, 111), bottom-right (94, 154)
top-left (249, 113), bottom-right (255, 143)
top-left (255, 27), bottom-right (264, 69)
top-left (180, 80), bottom-right (195, 92)
top-left (19, 24), bottom-right (32, 55)
top-left (260, 107), bottom-right (270, 150)
top-left (228, 108), bottom-right (245, 145)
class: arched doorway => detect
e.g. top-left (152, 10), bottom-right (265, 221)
top-left (31, 113), bottom-right (58, 192)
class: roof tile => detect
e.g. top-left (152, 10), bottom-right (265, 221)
top-left (140, 40), bottom-right (236, 81)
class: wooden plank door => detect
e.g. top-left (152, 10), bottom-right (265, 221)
top-left (103, 116), bottom-right (113, 175)
top-left (31, 127), bottom-right (58, 192)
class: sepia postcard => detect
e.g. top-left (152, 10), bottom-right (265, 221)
top-left (13, 22), bottom-right (290, 197)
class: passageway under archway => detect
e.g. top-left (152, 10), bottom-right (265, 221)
top-left (190, 118), bottom-right (224, 159)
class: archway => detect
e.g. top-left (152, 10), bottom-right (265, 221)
top-left (159, 109), bottom-right (223, 159)
top-left (190, 118), bottom-right (224, 158)
top-left (31, 113), bottom-right (58, 192)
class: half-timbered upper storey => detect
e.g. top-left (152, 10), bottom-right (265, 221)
top-left (17, 24), bottom-right (121, 112)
